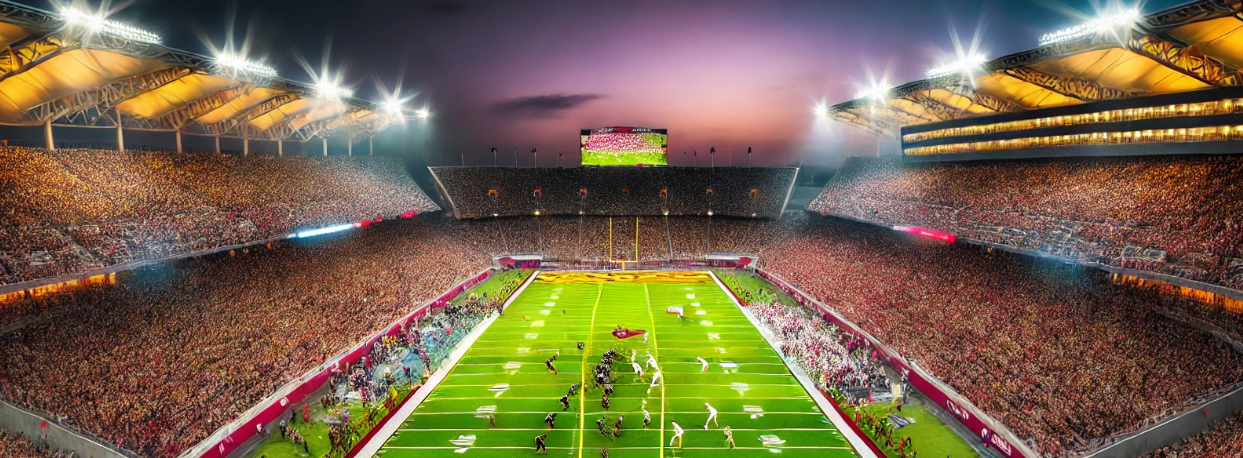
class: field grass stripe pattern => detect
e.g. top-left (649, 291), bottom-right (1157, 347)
top-left (376, 271), bottom-right (865, 458)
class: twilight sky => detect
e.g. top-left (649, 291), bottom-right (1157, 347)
top-left (42, 0), bottom-right (1187, 167)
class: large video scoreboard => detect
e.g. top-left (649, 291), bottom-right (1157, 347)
top-left (580, 126), bottom-right (668, 166)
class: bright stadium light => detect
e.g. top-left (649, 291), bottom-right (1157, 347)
top-left (926, 53), bottom-right (988, 79)
top-left (1039, 8), bottom-right (1140, 46)
top-left (60, 7), bottom-right (161, 44)
top-left (855, 82), bottom-right (891, 101)
top-left (812, 104), bottom-right (829, 118)
top-left (315, 82), bottom-right (354, 100)
top-left (414, 108), bottom-right (430, 119)
top-left (214, 53), bottom-right (278, 79)
top-left (383, 98), bottom-right (404, 114)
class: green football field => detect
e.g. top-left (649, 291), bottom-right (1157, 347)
top-left (377, 271), bottom-right (860, 458)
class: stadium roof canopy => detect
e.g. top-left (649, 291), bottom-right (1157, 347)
top-left (830, 0), bottom-right (1243, 138)
top-left (0, 0), bottom-right (409, 142)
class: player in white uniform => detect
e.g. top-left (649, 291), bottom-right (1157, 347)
top-left (631, 361), bottom-right (645, 382)
top-left (697, 356), bottom-right (709, 373)
top-left (669, 422), bottom-right (684, 448)
top-left (703, 402), bottom-right (718, 429)
top-left (647, 370), bottom-right (662, 394)
top-left (645, 351), bottom-right (658, 370)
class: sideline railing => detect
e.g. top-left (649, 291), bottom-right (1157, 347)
top-left (177, 268), bottom-right (494, 458)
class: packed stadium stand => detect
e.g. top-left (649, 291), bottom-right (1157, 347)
top-left (428, 166), bottom-right (798, 219)
top-left (0, 217), bottom-right (486, 458)
top-left (5, 212), bottom-right (1240, 458)
top-left (7, 1), bottom-right (1243, 458)
top-left (0, 147), bottom-right (438, 286)
top-left (0, 430), bottom-right (71, 458)
top-left (807, 155), bottom-right (1243, 290)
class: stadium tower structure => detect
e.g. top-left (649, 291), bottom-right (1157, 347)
top-left (829, 0), bottom-right (1243, 162)
top-left (0, 0), bottom-right (414, 155)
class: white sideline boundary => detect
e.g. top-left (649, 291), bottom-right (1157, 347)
top-left (354, 270), bottom-right (541, 458)
top-left (708, 271), bottom-right (879, 458)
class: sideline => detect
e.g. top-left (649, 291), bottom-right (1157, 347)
top-left (353, 270), bottom-right (542, 457)
top-left (707, 271), bottom-right (879, 458)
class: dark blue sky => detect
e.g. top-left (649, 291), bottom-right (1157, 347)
top-left (43, 0), bottom-right (1190, 166)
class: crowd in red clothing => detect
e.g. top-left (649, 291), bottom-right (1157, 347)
top-left (1, 205), bottom-right (1241, 458)
top-left (808, 155), bottom-right (1243, 290)
top-left (0, 430), bottom-right (74, 458)
top-left (1141, 412), bottom-right (1243, 457)
top-left (0, 147), bottom-right (437, 285)
top-left (0, 217), bottom-right (488, 458)
top-left (761, 215), bottom-right (1243, 457)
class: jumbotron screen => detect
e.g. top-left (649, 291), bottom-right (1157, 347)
top-left (580, 127), bottom-right (668, 166)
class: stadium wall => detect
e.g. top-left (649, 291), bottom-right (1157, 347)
top-left (183, 268), bottom-right (496, 458)
top-left (1085, 384), bottom-right (1243, 458)
top-left (751, 268), bottom-right (1039, 458)
top-left (0, 400), bottom-right (130, 458)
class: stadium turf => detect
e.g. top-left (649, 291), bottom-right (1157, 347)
top-left (378, 271), bottom-right (859, 458)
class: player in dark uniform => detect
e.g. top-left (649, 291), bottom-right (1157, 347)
top-left (603, 384), bottom-right (614, 397)
top-left (597, 417), bottom-right (613, 440)
top-left (601, 395), bottom-right (610, 410)
top-left (613, 415), bottom-right (624, 437)
top-left (569, 383), bottom-right (581, 396)
top-left (544, 412), bottom-right (557, 429)
top-left (534, 434), bottom-right (547, 454)
top-left (544, 356), bottom-right (558, 375)
top-left (559, 393), bottom-right (570, 410)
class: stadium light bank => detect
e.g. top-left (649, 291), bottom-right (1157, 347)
top-left (315, 82), bottom-right (355, 100)
top-left (854, 83), bottom-right (891, 101)
top-left (812, 104), bottom-right (829, 118)
top-left (214, 53), bottom-right (279, 79)
top-left (59, 7), bottom-right (161, 44)
top-left (1039, 8), bottom-right (1140, 46)
top-left (925, 53), bottom-right (987, 79)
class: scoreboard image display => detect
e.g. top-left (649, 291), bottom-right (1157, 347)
top-left (580, 126), bottom-right (669, 166)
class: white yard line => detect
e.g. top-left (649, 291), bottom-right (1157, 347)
top-left (708, 271), bottom-right (879, 458)
top-left (355, 270), bottom-right (542, 457)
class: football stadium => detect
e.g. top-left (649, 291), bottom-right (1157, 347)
top-left (2, 1), bottom-right (1243, 458)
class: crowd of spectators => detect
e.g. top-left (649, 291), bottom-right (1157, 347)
top-left (0, 216), bottom-right (488, 458)
top-left (761, 215), bottom-right (1243, 457)
top-left (430, 166), bottom-right (796, 219)
top-left (0, 430), bottom-right (74, 458)
top-left (1141, 411), bottom-right (1243, 457)
top-left (0, 146), bottom-right (438, 285)
top-left (2, 192), bottom-right (1241, 458)
top-left (435, 214), bottom-right (795, 262)
top-left (748, 301), bottom-right (891, 396)
top-left (807, 155), bottom-right (1243, 290)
